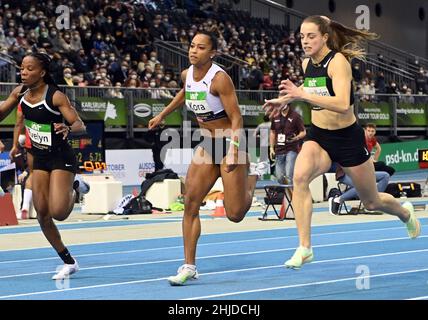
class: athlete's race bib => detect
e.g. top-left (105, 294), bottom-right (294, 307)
top-left (304, 77), bottom-right (331, 111)
top-left (25, 119), bottom-right (52, 147)
top-left (185, 91), bottom-right (214, 118)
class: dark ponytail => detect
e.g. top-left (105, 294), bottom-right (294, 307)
top-left (30, 52), bottom-right (59, 87)
top-left (196, 29), bottom-right (219, 51)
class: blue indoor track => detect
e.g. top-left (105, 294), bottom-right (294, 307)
top-left (1, 209), bottom-right (427, 300)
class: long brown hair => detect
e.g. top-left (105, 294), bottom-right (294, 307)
top-left (303, 15), bottom-right (378, 61)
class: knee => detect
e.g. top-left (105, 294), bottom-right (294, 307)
top-left (49, 207), bottom-right (69, 221)
top-left (292, 172), bottom-right (310, 187)
top-left (227, 213), bottom-right (244, 223)
top-left (225, 204), bottom-right (247, 223)
top-left (184, 195), bottom-right (202, 216)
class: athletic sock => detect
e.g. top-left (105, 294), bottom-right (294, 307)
top-left (22, 189), bottom-right (32, 210)
top-left (58, 248), bottom-right (75, 265)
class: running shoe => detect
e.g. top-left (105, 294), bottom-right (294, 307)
top-left (52, 260), bottom-right (79, 280)
top-left (284, 246), bottom-right (314, 269)
top-left (73, 175), bottom-right (90, 194)
top-left (0, 186), bottom-right (4, 197)
top-left (249, 162), bottom-right (265, 178)
top-left (403, 201), bottom-right (421, 239)
top-left (328, 196), bottom-right (341, 215)
top-left (168, 264), bottom-right (199, 286)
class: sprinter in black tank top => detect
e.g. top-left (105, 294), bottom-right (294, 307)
top-left (263, 16), bottom-right (420, 269)
top-left (0, 53), bottom-right (90, 280)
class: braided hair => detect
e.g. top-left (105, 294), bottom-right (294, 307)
top-left (19, 52), bottom-right (60, 95)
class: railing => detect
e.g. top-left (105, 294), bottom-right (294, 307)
top-left (0, 83), bottom-right (427, 138)
top-left (224, 0), bottom-right (427, 87)
top-left (0, 53), bottom-right (17, 83)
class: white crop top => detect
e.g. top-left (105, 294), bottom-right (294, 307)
top-left (185, 63), bottom-right (228, 122)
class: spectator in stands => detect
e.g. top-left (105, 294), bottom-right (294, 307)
top-left (247, 62), bottom-right (264, 90)
top-left (401, 87), bottom-right (415, 104)
top-left (57, 67), bottom-right (74, 86)
top-left (70, 31), bottom-right (83, 52)
top-left (359, 80), bottom-right (373, 101)
top-left (148, 51), bottom-right (160, 70)
top-left (375, 72), bottom-right (386, 93)
top-left (125, 77), bottom-right (142, 88)
top-left (416, 68), bottom-right (427, 94)
top-left (262, 70), bottom-right (274, 90)
top-left (386, 81), bottom-right (400, 95)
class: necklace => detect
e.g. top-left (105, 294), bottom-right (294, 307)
top-left (311, 50), bottom-right (332, 67)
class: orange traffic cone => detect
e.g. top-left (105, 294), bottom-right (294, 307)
top-left (211, 195), bottom-right (226, 217)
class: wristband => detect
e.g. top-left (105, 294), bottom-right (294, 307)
top-left (230, 140), bottom-right (240, 148)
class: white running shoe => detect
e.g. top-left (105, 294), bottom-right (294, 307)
top-left (73, 175), bottom-right (90, 194)
top-left (52, 261), bottom-right (79, 280)
top-left (168, 264), bottom-right (199, 286)
top-left (249, 162), bottom-right (265, 178)
top-left (0, 186), bottom-right (4, 197)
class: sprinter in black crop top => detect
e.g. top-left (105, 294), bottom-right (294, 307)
top-left (263, 16), bottom-right (420, 270)
top-left (0, 53), bottom-right (91, 280)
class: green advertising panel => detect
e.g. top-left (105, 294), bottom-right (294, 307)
top-left (133, 99), bottom-right (183, 127)
top-left (239, 100), bottom-right (312, 127)
top-left (357, 101), bottom-right (392, 126)
top-left (76, 97), bottom-right (127, 126)
top-left (0, 95), bottom-right (17, 125)
top-left (396, 102), bottom-right (427, 126)
top-left (290, 101), bottom-right (313, 125)
top-left (378, 140), bottom-right (428, 172)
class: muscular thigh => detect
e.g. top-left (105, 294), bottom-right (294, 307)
top-left (342, 158), bottom-right (380, 203)
top-left (220, 161), bottom-right (248, 202)
top-left (184, 147), bottom-right (221, 204)
top-left (49, 170), bottom-right (74, 213)
top-left (293, 141), bottom-right (332, 183)
top-left (31, 170), bottom-right (50, 214)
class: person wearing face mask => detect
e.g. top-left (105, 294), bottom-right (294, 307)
top-left (149, 80), bottom-right (161, 99)
top-left (148, 52), bottom-right (160, 69)
top-left (60, 68), bottom-right (74, 86)
top-left (262, 70), bottom-right (274, 90)
top-left (386, 81), bottom-right (399, 95)
top-left (246, 62), bottom-right (264, 96)
top-left (264, 16), bottom-right (420, 269)
top-left (70, 32), bottom-right (83, 52)
top-left (168, 27), bottom-right (180, 42)
top-left (359, 79), bottom-right (372, 101)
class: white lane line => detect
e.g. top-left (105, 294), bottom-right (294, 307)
top-left (407, 296), bottom-right (428, 300)
top-left (2, 217), bottom-right (426, 252)
top-left (1, 225), bottom-right (424, 265)
top-left (1, 235), bottom-right (427, 280)
top-left (184, 267), bottom-right (428, 300)
top-left (1, 248), bottom-right (428, 299)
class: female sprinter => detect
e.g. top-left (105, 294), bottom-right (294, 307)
top-left (0, 52), bottom-right (90, 279)
top-left (149, 31), bottom-right (259, 285)
top-left (263, 16), bottom-right (420, 269)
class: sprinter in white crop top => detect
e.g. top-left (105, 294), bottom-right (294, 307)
top-left (148, 31), bottom-right (259, 286)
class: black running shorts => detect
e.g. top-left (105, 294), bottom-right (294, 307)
top-left (305, 122), bottom-right (371, 167)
